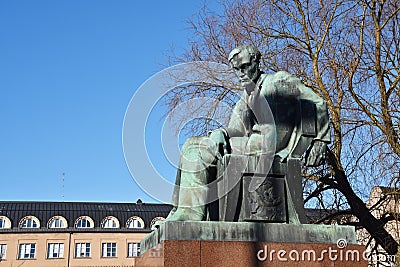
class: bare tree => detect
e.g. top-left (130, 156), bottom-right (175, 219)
top-left (164, 0), bottom-right (400, 258)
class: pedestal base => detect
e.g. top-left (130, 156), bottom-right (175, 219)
top-left (136, 240), bottom-right (367, 267)
top-left (136, 222), bottom-right (367, 267)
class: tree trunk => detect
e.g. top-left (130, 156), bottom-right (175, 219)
top-left (327, 149), bottom-right (399, 255)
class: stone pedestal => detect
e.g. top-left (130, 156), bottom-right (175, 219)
top-left (136, 222), bottom-right (368, 267)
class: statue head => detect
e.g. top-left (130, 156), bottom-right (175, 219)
top-left (228, 45), bottom-right (261, 88)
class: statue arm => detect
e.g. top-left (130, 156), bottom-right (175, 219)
top-left (207, 96), bottom-right (251, 157)
top-left (225, 98), bottom-right (248, 138)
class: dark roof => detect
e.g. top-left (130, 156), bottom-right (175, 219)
top-left (0, 201), bottom-right (354, 230)
top-left (305, 208), bottom-right (332, 223)
top-left (304, 208), bottom-right (353, 224)
top-left (0, 201), bottom-right (172, 231)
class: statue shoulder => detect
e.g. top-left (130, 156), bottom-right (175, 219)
top-left (260, 71), bottom-right (300, 97)
top-left (266, 71), bottom-right (301, 85)
top-left (273, 70), bottom-right (293, 78)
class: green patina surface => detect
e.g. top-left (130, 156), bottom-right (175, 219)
top-left (141, 221), bottom-right (356, 254)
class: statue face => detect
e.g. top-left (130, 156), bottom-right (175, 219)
top-left (230, 52), bottom-right (260, 87)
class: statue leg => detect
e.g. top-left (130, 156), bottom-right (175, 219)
top-left (166, 136), bottom-right (218, 221)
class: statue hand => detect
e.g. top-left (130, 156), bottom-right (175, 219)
top-left (305, 141), bottom-right (327, 167)
top-left (208, 129), bottom-right (229, 156)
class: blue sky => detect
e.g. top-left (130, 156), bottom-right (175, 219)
top-left (0, 0), bottom-right (213, 203)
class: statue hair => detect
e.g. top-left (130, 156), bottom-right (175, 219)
top-left (228, 45), bottom-right (261, 63)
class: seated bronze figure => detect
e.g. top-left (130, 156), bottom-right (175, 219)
top-left (165, 45), bottom-right (330, 224)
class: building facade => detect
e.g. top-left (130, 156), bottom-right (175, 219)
top-left (0, 200), bottom-right (172, 267)
top-left (1, 187), bottom-right (398, 266)
top-left (356, 186), bottom-right (400, 266)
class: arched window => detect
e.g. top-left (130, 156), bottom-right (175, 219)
top-left (0, 216), bottom-right (11, 229)
top-left (126, 216), bottom-right (145, 229)
top-left (75, 216), bottom-right (94, 228)
top-left (150, 217), bottom-right (165, 228)
top-left (47, 216), bottom-right (68, 228)
top-left (101, 216), bottom-right (120, 228)
top-left (19, 216), bottom-right (40, 228)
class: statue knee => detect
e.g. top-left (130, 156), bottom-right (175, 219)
top-left (181, 136), bottom-right (218, 166)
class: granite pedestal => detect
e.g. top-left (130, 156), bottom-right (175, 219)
top-left (136, 221), bottom-right (368, 267)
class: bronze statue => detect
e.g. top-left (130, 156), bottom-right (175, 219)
top-left (165, 45), bottom-right (330, 222)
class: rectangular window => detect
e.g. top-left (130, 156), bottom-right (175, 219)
top-left (0, 244), bottom-right (7, 259)
top-left (18, 243), bottom-right (36, 259)
top-left (75, 243), bottom-right (90, 258)
top-left (127, 242), bottom-right (140, 257)
top-left (47, 243), bottom-right (64, 259)
top-left (102, 242), bottom-right (117, 257)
